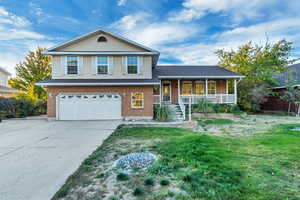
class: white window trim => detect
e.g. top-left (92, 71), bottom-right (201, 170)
top-left (208, 80), bottom-right (217, 95)
top-left (66, 56), bottom-right (79, 75)
top-left (182, 81), bottom-right (193, 95)
top-left (126, 56), bottom-right (139, 75)
top-left (194, 81), bottom-right (205, 95)
top-left (131, 92), bottom-right (144, 109)
top-left (96, 56), bottom-right (110, 75)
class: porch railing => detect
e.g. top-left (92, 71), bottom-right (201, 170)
top-left (179, 94), bottom-right (236, 104)
top-left (178, 97), bottom-right (186, 120)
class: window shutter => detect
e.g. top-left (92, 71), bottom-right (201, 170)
top-left (123, 56), bottom-right (127, 74)
top-left (77, 56), bottom-right (81, 75)
top-left (137, 56), bottom-right (143, 74)
top-left (108, 56), bottom-right (113, 74)
top-left (61, 56), bottom-right (67, 74)
top-left (92, 56), bottom-right (97, 75)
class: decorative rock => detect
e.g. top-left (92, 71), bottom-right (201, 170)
top-left (113, 152), bottom-right (156, 174)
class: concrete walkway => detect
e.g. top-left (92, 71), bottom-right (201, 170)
top-left (0, 119), bottom-right (120, 200)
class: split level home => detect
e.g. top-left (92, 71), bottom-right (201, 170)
top-left (0, 67), bottom-right (18, 98)
top-left (36, 29), bottom-right (244, 121)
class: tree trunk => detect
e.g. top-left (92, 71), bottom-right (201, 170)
top-left (288, 102), bottom-right (291, 115)
top-left (297, 105), bottom-right (300, 117)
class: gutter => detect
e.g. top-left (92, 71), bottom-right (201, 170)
top-left (36, 82), bottom-right (160, 86)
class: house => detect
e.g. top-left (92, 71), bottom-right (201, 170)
top-left (36, 29), bottom-right (244, 121)
top-left (263, 63), bottom-right (300, 113)
top-left (0, 67), bottom-right (18, 98)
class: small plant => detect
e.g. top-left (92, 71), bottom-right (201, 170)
top-left (154, 106), bottom-right (170, 121)
top-left (144, 177), bottom-right (155, 186)
top-left (182, 174), bottom-right (193, 182)
top-left (116, 173), bottom-right (129, 181)
top-left (109, 196), bottom-right (119, 200)
top-left (133, 187), bottom-right (144, 196)
top-left (160, 179), bottom-right (170, 186)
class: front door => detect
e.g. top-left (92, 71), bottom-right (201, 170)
top-left (162, 81), bottom-right (171, 102)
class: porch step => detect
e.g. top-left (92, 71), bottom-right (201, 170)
top-left (166, 104), bottom-right (185, 122)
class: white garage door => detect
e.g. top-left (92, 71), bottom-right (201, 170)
top-left (58, 93), bottom-right (122, 120)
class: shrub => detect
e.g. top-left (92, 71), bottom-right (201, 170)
top-left (144, 177), bottom-right (155, 186)
top-left (133, 187), bottom-right (144, 196)
top-left (154, 106), bottom-right (170, 121)
top-left (116, 173), bottom-right (129, 181)
top-left (192, 99), bottom-right (241, 114)
top-left (160, 179), bottom-right (170, 186)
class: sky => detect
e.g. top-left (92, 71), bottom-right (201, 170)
top-left (1, 0), bottom-right (300, 76)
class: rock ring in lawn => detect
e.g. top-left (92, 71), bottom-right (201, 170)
top-left (113, 152), bottom-right (157, 174)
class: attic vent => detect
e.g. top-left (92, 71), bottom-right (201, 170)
top-left (97, 36), bottom-right (107, 42)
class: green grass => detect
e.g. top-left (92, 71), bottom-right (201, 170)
top-left (52, 125), bottom-right (300, 200)
top-left (197, 118), bottom-right (234, 126)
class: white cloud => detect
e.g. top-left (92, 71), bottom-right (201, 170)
top-left (168, 0), bottom-right (275, 23)
top-left (162, 18), bottom-right (300, 65)
top-left (117, 0), bottom-right (127, 6)
top-left (0, 6), bottom-right (54, 75)
top-left (111, 13), bottom-right (201, 48)
top-left (0, 6), bottom-right (31, 27)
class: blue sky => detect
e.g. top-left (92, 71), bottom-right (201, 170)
top-left (1, 0), bottom-right (300, 75)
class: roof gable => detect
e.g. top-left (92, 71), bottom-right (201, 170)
top-left (47, 29), bottom-right (158, 53)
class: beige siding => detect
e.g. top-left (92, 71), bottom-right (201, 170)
top-left (52, 55), bottom-right (152, 79)
top-left (0, 72), bottom-right (8, 87)
top-left (56, 33), bottom-right (147, 52)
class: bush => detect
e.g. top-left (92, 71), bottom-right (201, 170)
top-left (0, 96), bottom-right (46, 119)
top-left (154, 106), bottom-right (170, 121)
top-left (160, 179), bottom-right (170, 186)
top-left (116, 173), bottom-right (129, 181)
top-left (144, 177), bottom-right (155, 186)
top-left (133, 187), bottom-right (144, 196)
top-left (192, 99), bottom-right (241, 114)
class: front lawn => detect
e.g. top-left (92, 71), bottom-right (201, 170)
top-left (53, 125), bottom-right (300, 200)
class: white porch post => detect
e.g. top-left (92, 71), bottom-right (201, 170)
top-left (177, 79), bottom-right (180, 103)
top-left (226, 80), bottom-right (229, 94)
top-left (160, 79), bottom-right (162, 106)
top-left (189, 97), bottom-right (192, 121)
top-left (205, 78), bottom-right (208, 97)
top-left (234, 79), bottom-right (237, 104)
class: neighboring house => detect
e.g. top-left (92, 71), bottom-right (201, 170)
top-left (0, 67), bottom-right (18, 98)
top-left (36, 29), bottom-right (244, 121)
top-left (263, 63), bottom-right (300, 113)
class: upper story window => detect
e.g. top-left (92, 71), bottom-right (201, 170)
top-left (208, 81), bottom-right (216, 94)
top-left (97, 56), bottom-right (109, 74)
top-left (97, 36), bottom-right (107, 42)
top-left (127, 56), bottom-right (138, 74)
top-left (67, 56), bottom-right (78, 74)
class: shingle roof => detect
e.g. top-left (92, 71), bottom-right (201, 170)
top-left (0, 67), bottom-right (11, 76)
top-left (0, 86), bottom-right (18, 93)
top-left (273, 63), bottom-right (300, 88)
top-left (154, 65), bottom-right (244, 78)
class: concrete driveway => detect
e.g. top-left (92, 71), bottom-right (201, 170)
top-left (0, 119), bottom-right (120, 200)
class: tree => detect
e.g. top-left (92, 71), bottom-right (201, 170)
top-left (9, 48), bottom-right (51, 100)
top-left (216, 40), bottom-right (293, 112)
top-left (280, 71), bottom-right (300, 115)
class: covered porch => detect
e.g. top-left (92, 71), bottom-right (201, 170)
top-left (153, 78), bottom-right (238, 105)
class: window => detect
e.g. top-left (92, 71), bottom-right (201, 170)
top-left (208, 81), bottom-right (216, 94)
top-left (131, 92), bottom-right (144, 108)
top-left (97, 36), bottom-right (107, 42)
top-left (182, 81), bottom-right (193, 95)
top-left (195, 81), bottom-right (205, 95)
top-left (127, 56), bottom-right (138, 74)
top-left (67, 56), bottom-right (78, 74)
top-left (97, 56), bottom-right (109, 74)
